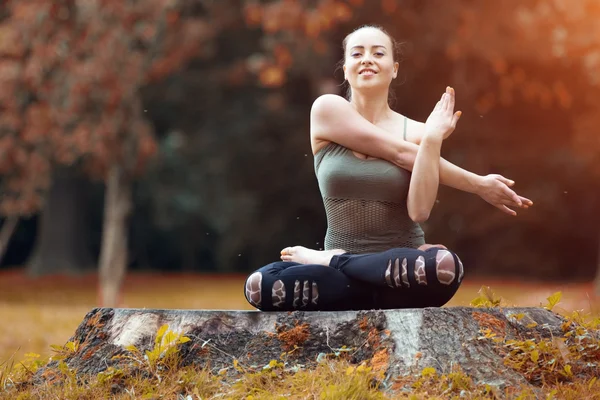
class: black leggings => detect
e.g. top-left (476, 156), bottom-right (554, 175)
top-left (243, 247), bottom-right (464, 311)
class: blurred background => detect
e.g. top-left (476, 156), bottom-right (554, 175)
top-left (1, 0), bottom-right (600, 360)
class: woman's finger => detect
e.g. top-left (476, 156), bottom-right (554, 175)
top-left (439, 91), bottom-right (446, 111)
top-left (446, 87), bottom-right (455, 112)
top-left (501, 186), bottom-right (522, 206)
top-left (500, 199), bottom-right (524, 208)
top-left (495, 203), bottom-right (517, 216)
top-left (433, 93), bottom-right (444, 111)
top-left (518, 196), bottom-right (533, 206)
top-left (438, 93), bottom-right (447, 111)
top-left (495, 175), bottom-right (515, 187)
top-left (451, 110), bottom-right (462, 127)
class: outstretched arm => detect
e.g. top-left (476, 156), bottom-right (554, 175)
top-left (310, 94), bottom-right (532, 216)
top-left (404, 116), bottom-right (532, 215)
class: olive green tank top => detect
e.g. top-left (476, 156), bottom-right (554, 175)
top-left (314, 117), bottom-right (425, 254)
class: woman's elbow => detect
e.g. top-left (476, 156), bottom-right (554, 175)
top-left (408, 209), bottom-right (430, 223)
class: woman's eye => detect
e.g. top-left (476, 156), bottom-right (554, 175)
top-left (351, 53), bottom-right (361, 57)
top-left (375, 52), bottom-right (384, 56)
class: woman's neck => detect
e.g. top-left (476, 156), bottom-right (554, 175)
top-left (350, 90), bottom-right (392, 124)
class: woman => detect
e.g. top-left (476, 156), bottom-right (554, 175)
top-left (244, 25), bottom-right (532, 311)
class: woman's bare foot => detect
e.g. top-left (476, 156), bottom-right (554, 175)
top-left (280, 246), bottom-right (346, 266)
top-left (418, 243), bottom-right (448, 251)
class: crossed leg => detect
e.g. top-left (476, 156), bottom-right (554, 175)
top-left (244, 246), bottom-right (464, 311)
top-left (244, 261), bottom-right (372, 311)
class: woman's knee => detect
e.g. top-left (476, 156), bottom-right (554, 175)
top-left (244, 271), bottom-right (263, 308)
top-left (382, 247), bottom-right (464, 288)
top-left (244, 262), bottom-right (325, 311)
top-left (428, 248), bottom-right (464, 286)
top-left (244, 261), bottom-right (290, 309)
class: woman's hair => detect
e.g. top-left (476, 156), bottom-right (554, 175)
top-left (337, 25), bottom-right (403, 106)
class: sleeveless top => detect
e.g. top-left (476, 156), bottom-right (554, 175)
top-left (314, 117), bottom-right (425, 254)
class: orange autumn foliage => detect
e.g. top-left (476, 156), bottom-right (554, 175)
top-left (0, 0), bottom-right (207, 215)
top-left (2, 0), bottom-right (599, 217)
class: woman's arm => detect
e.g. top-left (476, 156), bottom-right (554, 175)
top-left (310, 94), bottom-right (414, 168)
top-left (406, 135), bottom-right (443, 222)
top-left (406, 87), bottom-right (461, 222)
top-left (310, 93), bottom-right (531, 215)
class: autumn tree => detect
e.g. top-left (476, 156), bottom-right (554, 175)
top-left (0, 0), bottom-right (210, 305)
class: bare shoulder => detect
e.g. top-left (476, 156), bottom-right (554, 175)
top-left (310, 94), bottom-right (351, 154)
top-left (311, 94), bottom-right (350, 117)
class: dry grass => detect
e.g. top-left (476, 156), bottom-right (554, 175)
top-left (0, 269), bottom-right (598, 362)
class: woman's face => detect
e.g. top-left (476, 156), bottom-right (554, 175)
top-left (343, 28), bottom-right (398, 93)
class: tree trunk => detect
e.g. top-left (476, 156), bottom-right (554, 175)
top-left (27, 169), bottom-right (95, 276)
top-left (0, 216), bottom-right (19, 265)
top-left (594, 233), bottom-right (600, 296)
top-left (98, 163), bottom-right (132, 307)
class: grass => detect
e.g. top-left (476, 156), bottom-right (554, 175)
top-left (0, 269), bottom-right (599, 399)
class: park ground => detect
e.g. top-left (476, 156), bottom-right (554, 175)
top-left (0, 269), bottom-right (598, 363)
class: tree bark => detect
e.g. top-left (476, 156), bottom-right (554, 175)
top-left (0, 216), bottom-right (19, 265)
top-left (27, 169), bottom-right (95, 276)
top-left (98, 163), bottom-right (132, 307)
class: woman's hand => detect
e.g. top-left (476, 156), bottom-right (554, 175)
top-left (476, 174), bottom-right (533, 216)
top-left (424, 87), bottom-right (462, 141)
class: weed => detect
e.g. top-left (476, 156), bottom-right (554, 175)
top-left (116, 324), bottom-right (190, 379)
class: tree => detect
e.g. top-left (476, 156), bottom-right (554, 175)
top-left (0, 0), bottom-right (209, 304)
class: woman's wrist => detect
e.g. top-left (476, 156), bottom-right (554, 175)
top-left (420, 134), bottom-right (443, 148)
top-left (469, 174), bottom-right (485, 195)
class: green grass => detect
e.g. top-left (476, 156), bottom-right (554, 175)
top-left (0, 269), bottom-right (598, 399)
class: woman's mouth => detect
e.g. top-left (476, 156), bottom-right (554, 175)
top-left (359, 69), bottom-right (377, 76)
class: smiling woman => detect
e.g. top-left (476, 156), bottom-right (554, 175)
top-left (243, 25), bottom-right (533, 312)
top-left (342, 25), bottom-right (399, 103)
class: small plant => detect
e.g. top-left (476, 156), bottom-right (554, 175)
top-left (543, 292), bottom-right (562, 312)
top-left (0, 354), bottom-right (15, 392)
top-left (470, 286), bottom-right (503, 308)
top-left (119, 324), bottom-right (190, 378)
top-left (49, 340), bottom-right (79, 361)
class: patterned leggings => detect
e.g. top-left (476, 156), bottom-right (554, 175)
top-left (244, 247), bottom-right (464, 311)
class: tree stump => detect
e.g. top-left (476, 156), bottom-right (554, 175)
top-left (35, 307), bottom-right (566, 393)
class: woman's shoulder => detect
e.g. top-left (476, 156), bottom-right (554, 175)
top-left (311, 94), bottom-right (351, 117)
top-left (310, 95), bottom-right (351, 155)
